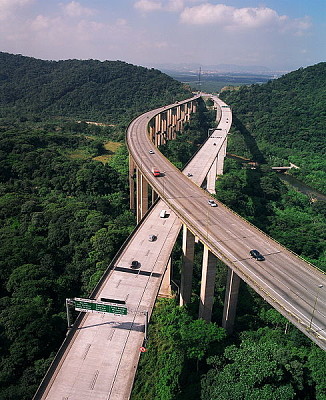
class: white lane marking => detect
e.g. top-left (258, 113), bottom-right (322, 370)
top-left (213, 239), bottom-right (324, 331)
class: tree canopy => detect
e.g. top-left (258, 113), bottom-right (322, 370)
top-left (220, 62), bottom-right (326, 193)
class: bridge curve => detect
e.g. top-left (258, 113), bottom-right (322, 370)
top-left (127, 95), bottom-right (326, 350)
top-left (34, 94), bottom-right (325, 400)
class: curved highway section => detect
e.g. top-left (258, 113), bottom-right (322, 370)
top-left (34, 94), bottom-right (325, 400)
top-left (127, 95), bottom-right (326, 350)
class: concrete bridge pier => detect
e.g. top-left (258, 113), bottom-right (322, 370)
top-left (206, 158), bottom-right (218, 194)
top-left (159, 257), bottom-right (172, 298)
top-left (199, 245), bottom-right (217, 321)
top-left (222, 267), bottom-right (240, 334)
top-left (136, 169), bottom-right (149, 222)
top-left (180, 225), bottom-right (195, 306)
top-left (129, 155), bottom-right (136, 211)
top-left (152, 188), bottom-right (158, 204)
top-left (216, 139), bottom-right (227, 175)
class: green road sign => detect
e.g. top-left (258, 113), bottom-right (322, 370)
top-left (74, 298), bottom-right (127, 315)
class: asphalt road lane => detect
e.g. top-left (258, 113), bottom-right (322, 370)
top-left (127, 95), bottom-right (326, 350)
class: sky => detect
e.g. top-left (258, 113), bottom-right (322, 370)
top-left (0, 0), bottom-right (325, 72)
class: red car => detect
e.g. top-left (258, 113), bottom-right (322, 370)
top-left (152, 168), bottom-right (160, 177)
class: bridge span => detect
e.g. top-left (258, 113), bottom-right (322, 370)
top-left (34, 94), bottom-right (231, 399)
top-left (34, 94), bottom-right (325, 400)
top-left (127, 95), bottom-right (326, 349)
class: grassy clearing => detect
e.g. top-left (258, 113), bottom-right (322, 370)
top-left (93, 141), bottom-right (122, 164)
top-left (68, 149), bottom-right (91, 160)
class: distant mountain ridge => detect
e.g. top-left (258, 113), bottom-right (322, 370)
top-left (220, 62), bottom-right (326, 193)
top-left (0, 52), bottom-right (190, 124)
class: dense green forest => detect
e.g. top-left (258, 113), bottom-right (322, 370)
top-left (219, 62), bottom-right (326, 194)
top-left (132, 67), bottom-right (326, 399)
top-left (0, 53), bottom-right (325, 399)
top-left (0, 52), bottom-right (191, 399)
top-left (0, 52), bottom-right (191, 125)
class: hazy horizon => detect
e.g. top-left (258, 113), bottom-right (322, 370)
top-left (1, 1), bottom-right (325, 71)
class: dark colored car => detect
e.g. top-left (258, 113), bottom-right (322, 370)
top-left (131, 260), bottom-right (140, 269)
top-left (249, 249), bottom-right (265, 261)
top-left (148, 234), bottom-right (157, 242)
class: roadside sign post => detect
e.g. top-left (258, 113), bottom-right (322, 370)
top-left (144, 311), bottom-right (148, 341)
top-left (73, 298), bottom-right (128, 315)
top-left (66, 298), bottom-right (150, 342)
top-left (65, 298), bottom-right (72, 329)
top-left (65, 297), bottom-right (128, 329)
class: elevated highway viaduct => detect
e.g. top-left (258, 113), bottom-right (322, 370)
top-left (34, 94), bottom-right (325, 400)
top-left (127, 95), bottom-right (326, 351)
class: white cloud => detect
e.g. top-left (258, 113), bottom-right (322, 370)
top-left (292, 16), bottom-right (312, 36)
top-left (134, 0), bottom-right (205, 13)
top-left (232, 7), bottom-right (282, 28)
top-left (61, 1), bottom-right (95, 18)
top-left (0, 0), bottom-right (34, 20)
top-left (166, 0), bottom-right (186, 12)
top-left (0, 0), bottom-right (132, 61)
top-left (31, 14), bottom-right (50, 31)
top-left (180, 3), bottom-right (311, 34)
top-left (134, 0), bottom-right (163, 12)
top-left (181, 4), bottom-right (232, 24)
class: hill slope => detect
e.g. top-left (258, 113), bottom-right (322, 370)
top-left (0, 52), bottom-right (191, 124)
top-left (220, 62), bottom-right (326, 193)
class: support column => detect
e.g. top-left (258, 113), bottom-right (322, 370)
top-left (161, 113), bottom-right (167, 144)
top-left (149, 119), bottom-right (155, 143)
top-left (129, 155), bottom-right (136, 211)
top-left (155, 114), bottom-right (161, 147)
top-left (180, 225), bottom-right (195, 306)
top-left (222, 267), bottom-right (240, 334)
top-left (216, 139), bottom-right (227, 175)
top-left (216, 104), bottom-right (222, 124)
top-left (136, 170), bottom-right (149, 223)
top-left (199, 245), bottom-right (217, 321)
top-left (159, 258), bottom-right (172, 298)
top-left (152, 188), bottom-right (158, 204)
top-left (206, 157), bottom-right (217, 194)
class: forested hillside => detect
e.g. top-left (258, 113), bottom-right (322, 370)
top-left (1, 53), bottom-right (325, 400)
top-left (220, 62), bottom-right (326, 193)
top-left (0, 53), bottom-right (190, 399)
top-left (132, 72), bottom-right (326, 400)
top-left (0, 52), bottom-right (190, 124)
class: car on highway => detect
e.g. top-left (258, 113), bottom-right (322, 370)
top-left (152, 168), bottom-right (160, 177)
top-left (130, 260), bottom-right (140, 269)
top-left (208, 199), bottom-right (217, 207)
top-left (149, 149), bottom-right (154, 154)
top-left (160, 210), bottom-right (168, 218)
top-left (249, 249), bottom-right (265, 261)
top-left (148, 234), bottom-right (157, 242)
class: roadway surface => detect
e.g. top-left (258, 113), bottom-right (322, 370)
top-left (35, 94), bottom-right (325, 400)
top-left (35, 203), bottom-right (181, 400)
top-left (127, 96), bottom-right (326, 350)
top-left (34, 95), bottom-right (231, 400)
